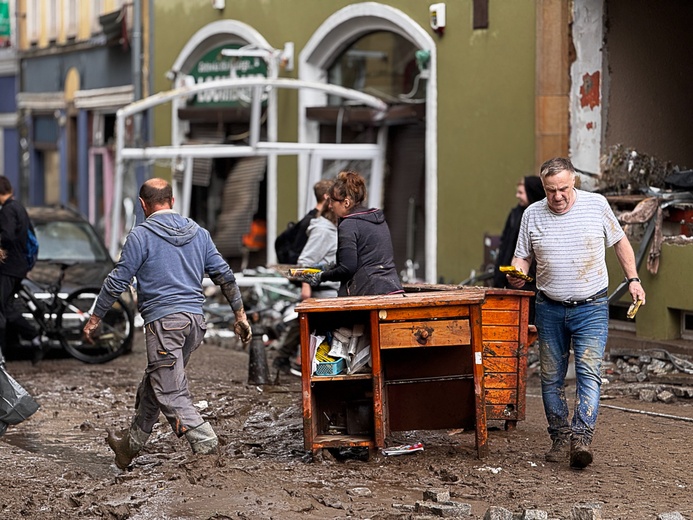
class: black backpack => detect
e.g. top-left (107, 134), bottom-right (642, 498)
top-left (274, 210), bottom-right (315, 264)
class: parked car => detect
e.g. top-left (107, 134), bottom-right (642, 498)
top-left (5, 205), bottom-right (137, 358)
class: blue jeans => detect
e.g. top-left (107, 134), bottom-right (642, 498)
top-left (535, 291), bottom-right (609, 444)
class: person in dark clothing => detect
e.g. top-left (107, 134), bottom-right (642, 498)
top-left (275, 179), bottom-right (334, 265)
top-left (492, 176), bottom-right (546, 322)
top-left (307, 170), bottom-right (403, 297)
top-left (0, 176), bottom-right (44, 363)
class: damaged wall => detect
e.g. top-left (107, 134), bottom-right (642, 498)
top-left (569, 0), bottom-right (603, 188)
top-left (603, 0), bottom-right (693, 170)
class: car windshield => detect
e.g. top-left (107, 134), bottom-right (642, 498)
top-left (34, 221), bottom-right (110, 263)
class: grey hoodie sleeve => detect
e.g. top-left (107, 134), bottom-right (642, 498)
top-left (204, 233), bottom-right (243, 312)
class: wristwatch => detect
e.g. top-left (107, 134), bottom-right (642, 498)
top-left (626, 277), bottom-right (641, 284)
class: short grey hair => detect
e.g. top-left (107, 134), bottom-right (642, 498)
top-left (540, 157), bottom-right (576, 179)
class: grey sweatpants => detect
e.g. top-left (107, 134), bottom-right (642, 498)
top-left (133, 312), bottom-right (207, 437)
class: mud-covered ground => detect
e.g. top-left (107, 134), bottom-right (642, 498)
top-left (1, 332), bottom-right (692, 520)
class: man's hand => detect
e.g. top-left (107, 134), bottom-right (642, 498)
top-left (628, 280), bottom-right (646, 307)
top-left (83, 314), bottom-right (101, 344)
top-left (234, 319), bottom-right (252, 343)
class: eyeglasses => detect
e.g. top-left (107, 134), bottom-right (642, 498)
top-left (330, 197), bottom-right (345, 203)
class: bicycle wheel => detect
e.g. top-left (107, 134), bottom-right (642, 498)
top-left (57, 288), bottom-right (134, 364)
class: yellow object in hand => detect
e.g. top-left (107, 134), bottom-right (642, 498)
top-left (627, 299), bottom-right (642, 319)
top-left (499, 265), bottom-right (534, 282)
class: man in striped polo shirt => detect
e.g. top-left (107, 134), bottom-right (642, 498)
top-left (507, 157), bottom-right (646, 469)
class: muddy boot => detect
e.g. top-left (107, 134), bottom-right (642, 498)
top-left (106, 424), bottom-right (150, 470)
top-left (185, 421), bottom-right (218, 454)
top-left (569, 436), bottom-right (593, 469)
top-left (545, 435), bottom-right (570, 462)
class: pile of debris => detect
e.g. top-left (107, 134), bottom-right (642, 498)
top-left (602, 349), bottom-right (693, 403)
top-left (599, 144), bottom-right (681, 193)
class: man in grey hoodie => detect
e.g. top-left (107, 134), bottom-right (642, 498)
top-left (83, 178), bottom-right (251, 470)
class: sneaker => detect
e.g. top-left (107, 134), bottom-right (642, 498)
top-left (570, 437), bottom-right (593, 469)
top-left (545, 436), bottom-right (570, 462)
top-left (289, 358), bottom-right (302, 377)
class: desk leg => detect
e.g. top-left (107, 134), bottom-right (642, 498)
top-left (470, 305), bottom-right (488, 458)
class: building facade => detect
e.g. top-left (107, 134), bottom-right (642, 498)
top-left (14, 0), bottom-right (149, 244)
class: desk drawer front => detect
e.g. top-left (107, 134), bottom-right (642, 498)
top-left (379, 319), bottom-right (471, 349)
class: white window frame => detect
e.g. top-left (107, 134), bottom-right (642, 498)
top-left (47, 0), bottom-right (58, 41)
top-left (27, 0), bottom-right (41, 43)
top-left (91, 0), bottom-right (104, 34)
top-left (65, 0), bottom-right (78, 38)
top-left (682, 311), bottom-right (693, 341)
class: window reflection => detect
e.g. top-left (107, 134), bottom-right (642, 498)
top-left (327, 32), bottom-right (425, 104)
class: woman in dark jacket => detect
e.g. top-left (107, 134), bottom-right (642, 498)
top-left (492, 175), bottom-right (545, 322)
top-left (310, 170), bottom-right (402, 297)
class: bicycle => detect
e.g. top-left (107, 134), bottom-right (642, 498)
top-left (16, 263), bottom-right (135, 364)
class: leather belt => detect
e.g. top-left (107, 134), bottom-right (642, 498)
top-left (540, 289), bottom-right (608, 307)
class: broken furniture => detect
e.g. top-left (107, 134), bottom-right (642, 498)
top-left (404, 285), bottom-right (536, 430)
top-left (297, 288), bottom-right (489, 459)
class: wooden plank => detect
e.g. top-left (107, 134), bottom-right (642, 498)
top-left (485, 404), bottom-right (520, 421)
top-left (297, 288), bottom-right (485, 313)
top-left (483, 341), bottom-right (520, 357)
top-left (482, 295), bottom-right (521, 311)
top-left (483, 372), bottom-right (518, 389)
top-left (484, 356), bottom-right (519, 373)
top-left (482, 325), bottom-right (519, 341)
top-left (485, 388), bottom-right (518, 405)
top-left (482, 309), bottom-right (520, 326)
top-left (380, 305), bottom-right (470, 321)
top-left (379, 319), bottom-right (471, 349)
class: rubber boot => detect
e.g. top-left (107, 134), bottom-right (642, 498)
top-left (106, 423), bottom-right (150, 469)
top-left (185, 421), bottom-right (218, 454)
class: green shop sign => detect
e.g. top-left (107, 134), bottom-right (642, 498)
top-left (0, 0), bottom-right (10, 43)
top-left (185, 45), bottom-right (268, 107)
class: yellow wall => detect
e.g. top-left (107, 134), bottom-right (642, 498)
top-left (18, 0), bottom-right (125, 50)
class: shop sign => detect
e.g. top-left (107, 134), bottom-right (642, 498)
top-left (0, 0), bottom-right (10, 47)
top-left (184, 44), bottom-right (268, 107)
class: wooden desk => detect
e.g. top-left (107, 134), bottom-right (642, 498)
top-left (404, 285), bottom-right (537, 430)
top-left (297, 288), bottom-right (488, 459)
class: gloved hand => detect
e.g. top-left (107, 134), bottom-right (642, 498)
top-left (234, 319), bottom-right (252, 343)
top-left (304, 271), bottom-right (322, 287)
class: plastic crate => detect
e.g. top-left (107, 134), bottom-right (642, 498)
top-left (314, 358), bottom-right (346, 376)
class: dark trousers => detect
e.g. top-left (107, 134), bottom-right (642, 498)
top-left (0, 275), bottom-right (38, 351)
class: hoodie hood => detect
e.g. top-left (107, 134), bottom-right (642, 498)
top-left (342, 207), bottom-right (386, 225)
top-left (140, 212), bottom-right (200, 247)
top-left (524, 176), bottom-right (546, 205)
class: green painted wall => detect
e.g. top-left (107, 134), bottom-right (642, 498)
top-left (152, 0), bottom-right (536, 281)
top-left (607, 243), bottom-right (693, 340)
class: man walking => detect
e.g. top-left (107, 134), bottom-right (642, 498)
top-left (83, 178), bottom-right (251, 469)
top-left (507, 157), bottom-right (646, 469)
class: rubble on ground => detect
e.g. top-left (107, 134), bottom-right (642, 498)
top-left (602, 349), bottom-right (693, 403)
top-left (388, 488), bottom-right (688, 519)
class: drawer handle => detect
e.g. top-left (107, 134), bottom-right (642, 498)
top-left (414, 326), bottom-right (433, 345)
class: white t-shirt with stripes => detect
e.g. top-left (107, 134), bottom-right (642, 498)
top-left (514, 189), bottom-right (625, 302)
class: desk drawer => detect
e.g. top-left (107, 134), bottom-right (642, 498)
top-left (379, 319), bottom-right (471, 349)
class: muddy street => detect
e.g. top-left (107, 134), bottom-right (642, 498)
top-left (1, 332), bottom-right (692, 520)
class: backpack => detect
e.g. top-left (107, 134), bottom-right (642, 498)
top-left (274, 210), bottom-right (316, 264)
top-left (274, 221), bottom-right (299, 264)
top-left (26, 227), bottom-right (39, 270)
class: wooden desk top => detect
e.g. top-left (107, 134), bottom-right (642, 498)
top-left (296, 286), bottom-right (486, 313)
